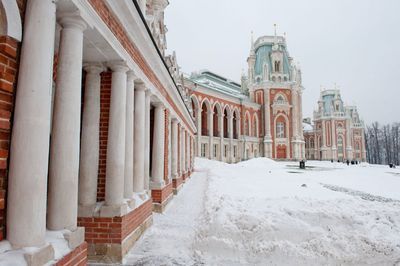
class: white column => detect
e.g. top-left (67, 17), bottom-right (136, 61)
top-left (180, 127), bottom-right (185, 173)
top-left (263, 89), bottom-right (272, 157)
top-left (134, 83), bottom-right (146, 193)
top-left (186, 131), bottom-right (190, 172)
top-left (124, 71), bottom-right (135, 199)
top-left (331, 119), bottom-right (337, 160)
top-left (151, 103), bottom-right (166, 188)
top-left (7, 0), bottom-right (56, 248)
top-left (183, 130), bottom-right (187, 172)
top-left (47, 15), bottom-right (86, 230)
top-left (78, 64), bottom-right (103, 209)
top-left (219, 114), bottom-right (224, 161)
top-left (346, 118), bottom-right (353, 160)
top-left (209, 110), bottom-right (214, 159)
top-left (196, 107), bottom-right (202, 156)
top-left (228, 114), bottom-right (234, 163)
top-left (144, 89), bottom-right (151, 191)
top-left (104, 62), bottom-right (129, 207)
top-left (171, 118), bottom-right (179, 178)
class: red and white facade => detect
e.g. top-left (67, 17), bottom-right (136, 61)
top-left (303, 89), bottom-right (367, 162)
top-left (0, 0), bottom-right (195, 265)
top-left (186, 34), bottom-right (306, 162)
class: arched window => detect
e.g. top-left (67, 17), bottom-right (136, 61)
top-left (276, 95), bottom-right (285, 104)
top-left (223, 108), bottom-right (228, 138)
top-left (276, 122), bottom-right (285, 138)
top-left (201, 102), bottom-right (208, 136)
top-left (310, 138), bottom-right (315, 148)
top-left (213, 105), bottom-right (219, 137)
top-left (245, 113), bottom-right (250, 136)
top-left (252, 115), bottom-right (258, 137)
top-left (233, 111), bottom-right (238, 139)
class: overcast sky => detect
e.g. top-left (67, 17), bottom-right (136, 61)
top-left (164, 0), bottom-right (400, 124)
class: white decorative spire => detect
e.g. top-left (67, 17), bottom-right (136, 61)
top-left (250, 31), bottom-right (255, 55)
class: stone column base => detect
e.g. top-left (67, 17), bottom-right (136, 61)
top-left (151, 181), bottom-right (173, 213)
top-left (24, 244), bottom-right (54, 266)
top-left (78, 199), bottom-right (153, 264)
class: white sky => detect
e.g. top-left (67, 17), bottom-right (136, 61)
top-left (164, 0), bottom-right (400, 124)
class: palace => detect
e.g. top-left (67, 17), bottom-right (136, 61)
top-left (303, 89), bottom-right (367, 162)
top-left (0, 0), bottom-right (366, 265)
top-left (185, 34), bottom-right (305, 162)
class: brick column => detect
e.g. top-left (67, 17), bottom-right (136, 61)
top-left (47, 15), bottom-right (86, 231)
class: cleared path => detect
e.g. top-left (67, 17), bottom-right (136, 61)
top-left (123, 170), bottom-right (209, 265)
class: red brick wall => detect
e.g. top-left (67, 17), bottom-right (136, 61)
top-left (55, 242), bottom-right (87, 266)
top-left (0, 35), bottom-right (21, 241)
top-left (97, 72), bottom-right (112, 201)
top-left (78, 199), bottom-right (152, 245)
top-left (151, 182), bottom-right (173, 204)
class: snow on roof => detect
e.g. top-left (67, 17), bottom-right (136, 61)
top-left (303, 122), bottom-right (313, 132)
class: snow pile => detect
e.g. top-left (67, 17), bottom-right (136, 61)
top-left (124, 158), bottom-right (400, 265)
top-left (195, 159), bottom-right (400, 265)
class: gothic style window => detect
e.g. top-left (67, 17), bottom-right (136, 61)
top-left (274, 61), bottom-right (280, 72)
top-left (276, 122), bottom-right (285, 138)
top-left (310, 138), bottom-right (315, 148)
top-left (276, 95), bottom-right (285, 104)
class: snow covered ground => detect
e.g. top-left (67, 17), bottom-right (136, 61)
top-left (124, 158), bottom-right (400, 266)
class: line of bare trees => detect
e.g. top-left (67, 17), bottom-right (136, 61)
top-left (365, 122), bottom-right (400, 165)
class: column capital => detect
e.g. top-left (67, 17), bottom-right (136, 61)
top-left (58, 13), bottom-right (87, 31)
top-left (172, 118), bottom-right (179, 124)
top-left (127, 70), bottom-right (136, 79)
top-left (108, 61), bottom-right (129, 73)
top-left (135, 82), bottom-right (147, 92)
top-left (83, 62), bottom-right (105, 74)
top-left (153, 101), bottom-right (165, 109)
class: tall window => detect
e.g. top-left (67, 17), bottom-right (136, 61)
top-left (337, 136), bottom-right (344, 160)
top-left (201, 143), bottom-right (207, 157)
top-left (233, 146), bottom-right (237, 157)
top-left (274, 61), bottom-right (280, 72)
top-left (214, 144), bottom-right (218, 158)
top-left (276, 122), bottom-right (285, 138)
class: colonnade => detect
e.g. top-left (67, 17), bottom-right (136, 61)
top-left (6, 0), bottom-right (194, 252)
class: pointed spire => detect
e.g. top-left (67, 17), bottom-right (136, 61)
top-left (250, 31), bottom-right (255, 56)
top-left (251, 31), bottom-right (254, 49)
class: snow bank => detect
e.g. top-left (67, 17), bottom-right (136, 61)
top-left (123, 158), bottom-right (400, 265)
top-left (195, 158), bottom-right (400, 265)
